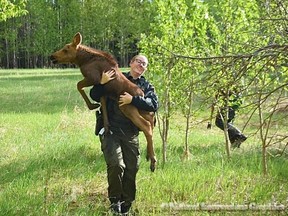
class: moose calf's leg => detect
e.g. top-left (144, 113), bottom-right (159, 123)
top-left (77, 80), bottom-right (100, 110)
top-left (135, 120), bottom-right (156, 172)
top-left (121, 105), bottom-right (156, 172)
top-left (143, 129), bottom-right (157, 172)
top-left (100, 96), bottom-right (110, 134)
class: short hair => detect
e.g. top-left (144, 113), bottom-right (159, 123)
top-left (131, 54), bottom-right (148, 65)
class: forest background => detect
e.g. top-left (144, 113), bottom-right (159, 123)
top-left (1, 0), bottom-right (288, 176)
top-left (1, 0), bottom-right (288, 215)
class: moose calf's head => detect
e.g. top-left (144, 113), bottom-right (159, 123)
top-left (50, 32), bottom-right (82, 65)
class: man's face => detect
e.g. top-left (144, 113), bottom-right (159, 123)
top-left (130, 55), bottom-right (148, 78)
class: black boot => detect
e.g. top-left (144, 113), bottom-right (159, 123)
top-left (109, 198), bottom-right (121, 215)
top-left (121, 202), bottom-right (132, 215)
top-left (232, 134), bottom-right (247, 148)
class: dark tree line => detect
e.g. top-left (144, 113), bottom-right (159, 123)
top-left (0, 0), bottom-right (155, 68)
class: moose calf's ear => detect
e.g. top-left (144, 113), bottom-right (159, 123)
top-left (73, 32), bottom-right (82, 47)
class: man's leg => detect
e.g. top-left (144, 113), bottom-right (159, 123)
top-left (215, 109), bottom-right (246, 147)
top-left (215, 113), bottom-right (224, 130)
top-left (227, 108), bottom-right (247, 148)
top-left (100, 133), bottom-right (125, 213)
top-left (120, 135), bottom-right (140, 214)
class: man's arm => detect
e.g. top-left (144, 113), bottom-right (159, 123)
top-left (118, 81), bottom-right (159, 112)
top-left (89, 69), bottom-right (116, 102)
top-left (131, 88), bottom-right (159, 112)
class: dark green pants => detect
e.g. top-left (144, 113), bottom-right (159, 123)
top-left (215, 107), bottom-right (243, 143)
top-left (100, 132), bottom-right (140, 205)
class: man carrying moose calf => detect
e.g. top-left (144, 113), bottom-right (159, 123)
top-left (90, 54), bottom-right (159, 215)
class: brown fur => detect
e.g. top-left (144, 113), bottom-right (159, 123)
top-left (50, 32), bottom-right (156, 171)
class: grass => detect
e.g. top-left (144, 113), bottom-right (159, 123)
top-left (0, 68), bottom-right (287, 215)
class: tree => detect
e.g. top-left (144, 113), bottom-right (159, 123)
top-left (242, 0), bottom-right (288, 175)
top-left (139, 0), bottom-right (220, 163)
top-left (140, 0), bottom-right (288, 175)
top-left (0, 0), bottom-right (27, 22)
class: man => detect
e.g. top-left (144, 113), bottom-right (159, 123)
top-left (208, 88), bottom-right (247, 148)
top-left (90, 54), bottom-right (159, 215)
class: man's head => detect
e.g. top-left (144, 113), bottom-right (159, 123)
top-left (129, 54), bottom-right (148, 79)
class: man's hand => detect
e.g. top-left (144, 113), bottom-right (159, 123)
top-left (207, 122), bottom-right (212, 129)
top-left (100, 69), bottom-right (116, 84)
top-left (119, 92), bottom-right (133, 106)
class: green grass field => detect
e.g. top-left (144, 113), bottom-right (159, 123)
top-left (0, 69), bottom-right (287, 215)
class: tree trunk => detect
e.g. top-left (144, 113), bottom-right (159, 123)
top-left (258, 93), bottom-right (268, 175)
top-left (183, 85), bottom-right (193, 160)
top-left (5, 38), bottom-right (9, 68)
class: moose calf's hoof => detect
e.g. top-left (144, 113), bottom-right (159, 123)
top-left (150, 162), bottom-right (156, 172)
top-left (149, 157), bottom-right (157, 172)
top-left (89, 103), bottom-right (100, 110)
